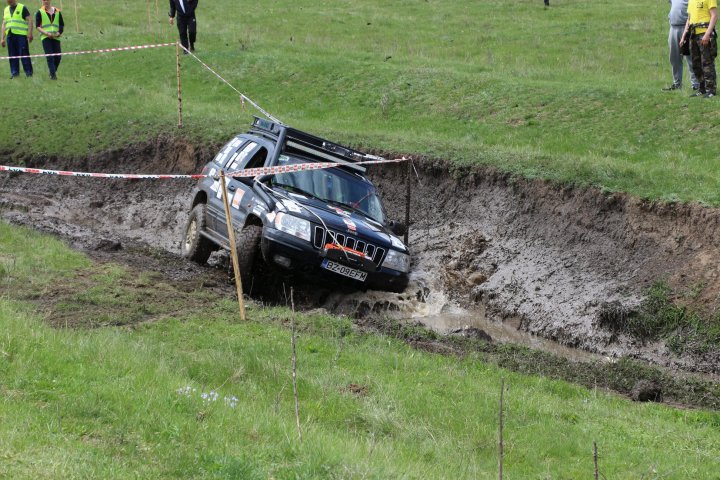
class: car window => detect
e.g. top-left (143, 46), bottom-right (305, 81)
top-left (272, 155), bottom-right (386, 223)
top-left (242, 147), bottom-right (269, 170)
top-left (213, 137), bottom-right (245, 166)
top-left (224, 142), bottom-right (257, 171)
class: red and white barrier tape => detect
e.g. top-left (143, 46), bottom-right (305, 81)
top-left (0, 42), bottom-right (176, 61)
top-left (0, 157), bottom-right (408, 180)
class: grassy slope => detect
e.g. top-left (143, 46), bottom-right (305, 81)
top-left (1, 223), bottom-right (720, 478)
top-left (1, 0), bottom-right (720, 203)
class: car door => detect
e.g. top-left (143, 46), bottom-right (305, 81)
top-left (206, 138), bottom-right (257, 236)
top-left (213, 141), bottom-right (271, 241)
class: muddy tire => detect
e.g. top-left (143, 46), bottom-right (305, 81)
top-left (182, 204), bottom-right (214, 264)
top-left (235, 224), bottom-right (263, 287)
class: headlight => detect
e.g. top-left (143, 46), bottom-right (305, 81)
top-left (274, 212), bottom-right (311, 242)
top-left (383, 249), bottom-right (411, 273)
top-left (390, 235), bottom-right (406, 250)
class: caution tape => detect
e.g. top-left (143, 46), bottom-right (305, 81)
top-left (0, 42), bottom-right (177, 61)
top-left (0, 157), bottom-right (408, 180)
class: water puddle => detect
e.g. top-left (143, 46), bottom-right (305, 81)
top-left (329, 278), bottom-right (605, 364)
top-left (406, 309), bottom-right (603, 363)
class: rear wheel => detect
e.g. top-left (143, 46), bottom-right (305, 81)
top-left (182, 204), bottom-right (214, 264)
top-left (235, 224), bottom-right (263, 287)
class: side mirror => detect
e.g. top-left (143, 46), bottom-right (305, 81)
top-left (237, 176), bottom-right (254, 186)
top-left (388, 220), bottom-right (407, 236)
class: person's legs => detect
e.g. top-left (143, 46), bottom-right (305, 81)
top-left (686, 54), bottom-right (700, 88)
top-left (52, 40), bottom-right (62, 73)
top-left (668, 26), bottom-right (683, 87)
top-left (7, 35), bottom-right (20, 77)
top-left (176, 15), bottom-right (190, 51)
top-left (690, 36), bottom-right (706, 94)
top-left (42, 38), bottom-right (57, 78)
top-left (16, 35), bottom-right (32, 76)
top-left (700, 33), bottom-right (717, 95)
top-left (188, 14), bottom-right (197, 50)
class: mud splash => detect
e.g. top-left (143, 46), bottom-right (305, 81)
top-left (2, 139), bottom-right (720, 376)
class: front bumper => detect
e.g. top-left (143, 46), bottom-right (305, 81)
top-left (260, 226), bottom-right (409, 292)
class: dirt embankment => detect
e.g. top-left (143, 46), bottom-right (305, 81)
top-left (2, 138), bottom-right (719, 376)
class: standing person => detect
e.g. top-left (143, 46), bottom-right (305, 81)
top-left (664, 0), bottom-right (700, 91)
top-left (681, 0), bottom-right (718, 97)
top-left (168, 0), bottom-right (198, 53)
top-left (544, 0), bottom-right (549, 6)
top-left (35, 0), bottom-right (62, 80)
top-left (680, 0), bottom-right (717, 98)
top-left (1, 0), bottom-right (33, 79)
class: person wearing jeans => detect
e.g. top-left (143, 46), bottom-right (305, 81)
top-left (169, 0), bottom-right (198, 53)
top-left (665, 0), bottom-right (700, 90)
top-left (680, 0), bottom-right (719, 97)
top-left (35, 0), bottom-right (63, 80)
top-left (1, 0), bottom-right (33, 79)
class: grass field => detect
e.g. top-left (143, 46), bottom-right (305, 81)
top-left (1, 221), bottom-right (719, 478)
top-left (1, 0), bottom-right (720, 203)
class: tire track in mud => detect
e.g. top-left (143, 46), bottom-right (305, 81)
top-left (2, 140), bottom-right (720, 376)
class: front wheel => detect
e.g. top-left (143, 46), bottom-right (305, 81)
top-left (235, 224), bottom-right (263, 287)
top-left (181, 204), bottom-right (214, 264)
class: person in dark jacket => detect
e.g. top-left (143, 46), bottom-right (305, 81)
top-left (168, 0), bottom-right (198, 53)
top-left (35, 0), bottom-right (63, 80)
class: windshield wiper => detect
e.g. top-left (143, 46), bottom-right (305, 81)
top-left (325, 199), bottom-right (377, 220)
top-left (272, 183), bottom-right (326, 203)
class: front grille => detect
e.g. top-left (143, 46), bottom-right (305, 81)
top-left (314, 225), bottom-right (386, 267)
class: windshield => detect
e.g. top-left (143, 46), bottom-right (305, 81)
top-left (271, 155), bottom-right (386, 223)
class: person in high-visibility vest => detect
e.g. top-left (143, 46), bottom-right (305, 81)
top-left (35, 0), bottom-right (63, 79)
top-left (1, 0), bottom-right (34, 79)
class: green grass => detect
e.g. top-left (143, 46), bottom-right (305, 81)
top-left (2, 223), bottom-right (720, 478)
top-left (597, 281), bottom-right (720, 356)
top-left (2, 0), bottom-right (720, 203)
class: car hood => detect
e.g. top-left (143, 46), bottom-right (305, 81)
top-left (271, 190), bottom-right (405, 251)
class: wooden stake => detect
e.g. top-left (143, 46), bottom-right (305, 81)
top-left (290, 287), bottom-right (303, 442)
top-left (155, 0), bottom-right (159, 16)
top-left (72, 0), bottom-right (80, 33)
top-left (220, 172), bottom-right (246, 322)
top-left (175, 42), bottom-right (183, 128)
top-left (498, 378), bottom-right (505, 480)
top-left (593, 441), bottom-right (599, 480)
top-left (404, 159), bottom-right (412, 246)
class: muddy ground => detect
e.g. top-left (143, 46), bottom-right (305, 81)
top-left (2, 137), bottom-right (719, 379)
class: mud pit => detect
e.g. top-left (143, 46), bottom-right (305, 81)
top-left (2, 138), bottom-right (720, 376)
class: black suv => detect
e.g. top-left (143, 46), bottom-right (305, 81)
top-left (181, 117), bottom-right (410, 293)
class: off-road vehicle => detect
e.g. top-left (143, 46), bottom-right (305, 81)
top-left (181, 117), bottom-right (410, 293)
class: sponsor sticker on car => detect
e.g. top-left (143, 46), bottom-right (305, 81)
top-left (231, 189), bottom-right (245, 209)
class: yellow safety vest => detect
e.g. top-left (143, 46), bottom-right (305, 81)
top-left (39, 8), bottom-right (61, 41)
top-left (3, 3), bottom-right (28, 36)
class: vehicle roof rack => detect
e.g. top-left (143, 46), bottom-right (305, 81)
top-left (249, 116), bottom-right (368, 173)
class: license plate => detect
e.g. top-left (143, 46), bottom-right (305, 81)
top-left (321, 259), bottom-right (367, 282)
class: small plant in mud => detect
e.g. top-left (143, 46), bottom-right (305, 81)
top-left (598, 282), bottom-right (720, 356)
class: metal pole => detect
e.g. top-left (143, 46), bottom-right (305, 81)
top-left (176, 42), bottom-right (183, 128)
top-left (404, 160), bottom-right (411, 246)
top-left (220, 172), bottom-right (246, 321)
